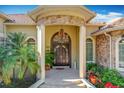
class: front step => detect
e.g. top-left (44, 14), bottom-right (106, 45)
top-left (53, 66), bottom-right (70, 69)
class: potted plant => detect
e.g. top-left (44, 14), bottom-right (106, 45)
top-left (45, 50), bottom-right (54, 71)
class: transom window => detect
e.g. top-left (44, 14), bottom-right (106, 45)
top-left (86, 38), bottom-right (93, 63)
top-left (119, 39), bottom-right (124, 68)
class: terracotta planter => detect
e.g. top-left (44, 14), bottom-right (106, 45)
top-left (45, 64), bottom-right (51, 71)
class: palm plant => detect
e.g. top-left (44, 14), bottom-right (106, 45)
top-left (7, 32), bottom-right (27, 49)
top-left (0, 45), bottom-right (18, 85)
top-left (17, 45), bottom-right (39, 80)
top-left (0, 32), bottom-right (39, 85)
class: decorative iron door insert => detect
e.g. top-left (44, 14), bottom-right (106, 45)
top-left (51, 29), bottom-right (71, 67)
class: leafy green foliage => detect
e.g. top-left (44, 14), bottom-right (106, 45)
top-left (0, 32), bottom-right (39, 85)
top-left (86, 63), bottom-right (124, 88)
top-left (45, 50), bottom-right (54, 67)
top-left (101, 68), bottom-right (124, 87)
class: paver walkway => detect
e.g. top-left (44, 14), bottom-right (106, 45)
top-left (39, 67), bottom-right (87, 88)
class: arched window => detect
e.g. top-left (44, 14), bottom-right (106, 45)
top-left (118, 39), bottom-right (124, 68)
top-left (27, 38), bottom-right (35, 46)
top-left (86, 38), bottom-right (93, 63)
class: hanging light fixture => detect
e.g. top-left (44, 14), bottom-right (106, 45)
top-left (53, 25), bottom-right (69, 44)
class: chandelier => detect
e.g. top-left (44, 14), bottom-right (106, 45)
top-left (53, 28), bottom-right (69, 44)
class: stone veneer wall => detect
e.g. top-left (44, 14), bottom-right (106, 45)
top-left (96, 34), bottom-right (110, 67)
top-left (96, 30), bottom-right (124, 69)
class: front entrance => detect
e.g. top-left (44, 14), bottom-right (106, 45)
top-left (51, 29), bottom-right (71, 67)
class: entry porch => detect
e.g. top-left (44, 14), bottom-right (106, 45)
top-left (28, 6), bottom-right (96, 85)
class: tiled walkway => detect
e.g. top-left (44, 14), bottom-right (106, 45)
top-left (39, 67), bottom-right (87, 88)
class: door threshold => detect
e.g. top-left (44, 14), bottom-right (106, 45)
top-left (53, 66), bottom-right (70, 69)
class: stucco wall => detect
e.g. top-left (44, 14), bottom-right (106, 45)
top-left (45, 25), bottom-right (79, 69)
top-left (0, 17), bottom-right (5, 33)
top-left (6, 25), bottom-right (37, 39)
top-left (86, 26), bottom-right (99, 37)
top-left (96, 34), bottom-right (110, 67)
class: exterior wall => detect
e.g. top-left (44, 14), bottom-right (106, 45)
top-left (110, 30), bottom-right (124, 69)
top-left (86, 26), bottom-right (99, 37)
top-left (0, 17), bottom-right (6, 45)
top-left (5, 25), bottom-right (37, 78)
top-left (45, 25), bottom-right (79, 69)
top-left (0, 17), bottom-right (5, 33)
top-left (96, 30), bottom-right (124, 69)
top-left (86, 26), bottom-right (99, 63)
top-left (37, 15), bottom-right (84, 26)
top-left (6, 25), bottom-right (37, 39)
top-left (96, 34), bottom-right (110, 67)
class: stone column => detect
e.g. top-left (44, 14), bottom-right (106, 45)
top-left (79, 25), bottom-right (86, 78)
top-left (37, 25), bottom-right (45, 81)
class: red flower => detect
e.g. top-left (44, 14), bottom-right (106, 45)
top-left (97, 79), bottom-right (102, 83)
top-left (104, 82), bottom-right (113, 88)
top-left (89, 75), bottom-right (96, 79)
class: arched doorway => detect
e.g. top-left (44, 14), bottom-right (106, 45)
top-left (51, 29), bottom-right (71, 67)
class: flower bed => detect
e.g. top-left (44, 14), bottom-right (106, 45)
top-left (86, 63), bottom-right (124, 88)
top-left (0, 77), bottom-right (36, 88)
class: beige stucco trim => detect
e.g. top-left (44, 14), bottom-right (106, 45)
top-left (92, 26), bottom-right (124, 36)
top-left (86, 23), bottom-right (105, 27)
top-left (115, 37), bottom-right (124, 71)
top-left (36, 25), bottom-right (45, 81)
top-left (86, 36), bottom-right (96, 63)
top-left (28, 6), bottom-right (96, 22)
top-left (29, 6), bottom-right (96, 17)
top-left (79, 25), bottom-right (86, 78)
top-left (4, 23), bottom-right (36, 25)
top-left (0, 13), bottom-right (10, 20)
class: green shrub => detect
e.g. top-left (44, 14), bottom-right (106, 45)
top-left (86, 63), bottom-right (97, 71)
top-left (101, 68), bottom-right (124, 87)
top-left (86, 63), bottom-right (104, 77)
top-left (45, 50), bottom-right (54, 67)
top-left (86, 63), bottom-right (124, 88)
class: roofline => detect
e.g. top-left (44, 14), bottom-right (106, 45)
top-left (28, 5), bottom-right (96, 22)
top-left (79, 6), bottom-right (96, 17)
top-left (0, 12), bottom-right (10, 20)
top-left (86, 23), bottom-right (105, 26)
top-left (4, 23), bottom-right (36, 26)
top-left (29, 5), bottom-right (96, 16)
top-left (92, 26), bottom-right (124, 36)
